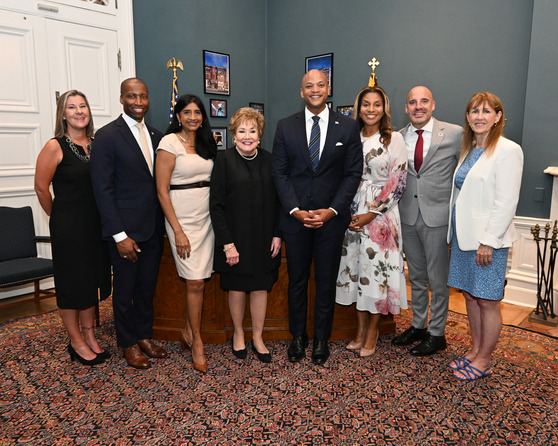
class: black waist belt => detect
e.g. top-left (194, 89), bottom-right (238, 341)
top-left (169, 181), bottom-right (210, 190)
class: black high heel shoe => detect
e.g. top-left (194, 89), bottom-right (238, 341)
top-left (251, 340), bottom-right (272, 363)
top-left (231, 335), bottom-right (247, 359)
top-left (94, 350), bottom-right (111, 360)
top-left (68, 343), bottom-right (105, 366)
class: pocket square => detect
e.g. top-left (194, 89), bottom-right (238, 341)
top-left (335, 142), bottom-right (344, 146)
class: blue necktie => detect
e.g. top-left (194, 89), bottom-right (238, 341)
top-left (309, 115), bottom-right (320, 172)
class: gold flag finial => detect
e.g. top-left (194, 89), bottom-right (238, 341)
top-left (368, 57), bottom-right (380, 87)
top-left (166, 58), bottom-right (184, 80)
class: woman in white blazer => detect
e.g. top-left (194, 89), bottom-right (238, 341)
top-left (446, 92), bottom-right (523, 381)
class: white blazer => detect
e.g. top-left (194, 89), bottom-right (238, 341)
top-left (447, 136), bottom-right (523, 251)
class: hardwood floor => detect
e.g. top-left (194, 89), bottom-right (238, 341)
top-left (1, 286), bottom-right (557, 338)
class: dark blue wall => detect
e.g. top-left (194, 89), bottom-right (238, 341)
top-left (133, 0), bottom-right (266, 147)
top-left (133, 0), bottom-right (558, 218)
top-left (519, 0), bottom-right (558, 218)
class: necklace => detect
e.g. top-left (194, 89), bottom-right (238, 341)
top-left (65, 136), bottom-right (91, 163)
top-left (236, 147), bottom-right (258, 160)
top-left (178, 133), bottom-right (195, 147)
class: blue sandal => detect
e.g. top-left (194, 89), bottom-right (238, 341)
top-left (448, 357), bottom-right (471, 371)
top-left (454, 364), bottom-right (492, 381)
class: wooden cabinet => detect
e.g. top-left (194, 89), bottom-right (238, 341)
top-left (153, 237), bottom-right (395, 343)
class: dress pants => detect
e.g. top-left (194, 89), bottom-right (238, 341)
top-left (108, 234), bottom-right (163, 348)
top-left (401, 210), bottom-right (450, 336)
top-left (283, 227), bottom-right (345, 341)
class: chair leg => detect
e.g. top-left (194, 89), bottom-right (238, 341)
top-left (95, 303), bottom-right (100, 327)
top-left (34, 281), bottom-right (40, 302)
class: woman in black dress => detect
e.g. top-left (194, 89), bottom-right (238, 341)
top-left (210, 107), bottom-right (281, 363)
top-left (35, 90), bottom-right (111, 366)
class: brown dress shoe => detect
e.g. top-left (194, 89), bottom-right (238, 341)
top-left (123, 345), bottom-right (151, 369)
top-left (137, 339), bottom-right (168, 358)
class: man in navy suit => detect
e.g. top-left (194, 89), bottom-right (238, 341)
top-left (272, 70), bottom-right (362, 365)
top-left (91, 78), bottom-right (166, 369)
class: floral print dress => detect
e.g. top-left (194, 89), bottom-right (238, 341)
top-left (336, 131), bottom-right (408, 314)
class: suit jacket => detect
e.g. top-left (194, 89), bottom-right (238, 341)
top-left (91, 114), bottom-right (164, 242)
top-left (271, 109), bottom-right (362, 236)
top-left (399, 118), bottom-right (463, 227)
top-left (447, 136), bottom-right (523, 250)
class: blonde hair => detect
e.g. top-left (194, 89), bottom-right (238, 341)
top-left (352, 86), bottom-right (393, 148)
top-left (229, 107), bottom-right (265, 137)
top-left (460, 92), bottom-right (504, 161)
top-left (54, 90), bottom-right (94, 138)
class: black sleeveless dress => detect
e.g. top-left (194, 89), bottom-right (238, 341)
top-left (49, 137), bottom-right (111, 309)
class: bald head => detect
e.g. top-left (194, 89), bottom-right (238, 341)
top-left (405, 86), bottom-right (436, 129)
top-left (120, 77), bottom-right (147, 96)
top-left (300, 69), bottom-right (329, 114)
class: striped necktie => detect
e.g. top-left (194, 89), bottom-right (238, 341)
top-left (309, 115), bottom-right (320, 172)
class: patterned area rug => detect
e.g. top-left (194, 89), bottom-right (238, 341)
top-left (1, 300), bottom-right (557, 445)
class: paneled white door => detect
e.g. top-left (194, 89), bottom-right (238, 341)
top-left (0, 10), bottom-right (52, 192)
top-left (45, 19), bottom-right (120, 130)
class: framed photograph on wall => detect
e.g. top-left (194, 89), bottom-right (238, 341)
top-left (337, 105), bottom-right (354, 118)
top-left (212, 127), bottom-right (228, 150)
top-left (203, 50), bottom-right (230, 95)
top-left (210, 99), bottom-right (227, 118)
top-left (305, 53), bottom-right (333, 96)
top-left (249, 102), bottom-right (264, 115)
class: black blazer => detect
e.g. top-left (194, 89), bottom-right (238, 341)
top-left (91, 115), bottom-right (164, 242)
top-left (271, 109), bottom-right (362, 236)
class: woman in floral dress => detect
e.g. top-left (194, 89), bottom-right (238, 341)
top-left (336, 86), bottom-right (408, 357)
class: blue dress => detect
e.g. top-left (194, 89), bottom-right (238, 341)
top-left (447, 148), bottom-right (508, 300)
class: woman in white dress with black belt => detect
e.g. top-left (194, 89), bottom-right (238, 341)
top-left (156, 94), bottom-right (217, 373)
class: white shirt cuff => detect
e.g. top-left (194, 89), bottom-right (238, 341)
top-left (113, 232), bottom-right (128, 243)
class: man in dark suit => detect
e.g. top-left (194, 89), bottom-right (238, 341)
top-left (91, 78), bottom-right (166, 369)
top-left (393, 86), bottom-right (463, 356)
top-left (272, 69), bottom-right (362, 365)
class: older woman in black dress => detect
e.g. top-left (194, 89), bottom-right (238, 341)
top-left (210, 107), bottom-right (281, 363)
top-left (35, 90), bottom-right (111, 366)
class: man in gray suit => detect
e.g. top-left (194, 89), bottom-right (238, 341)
top-left (393, 86), bottom-right (463, 356)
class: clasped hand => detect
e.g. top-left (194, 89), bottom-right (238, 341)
top-left (348, 213), bottom-right (377, 232)
top-left (293, 209), bottom-right (335, 228)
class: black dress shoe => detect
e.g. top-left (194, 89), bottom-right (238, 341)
top-left (410, 333), bottom-right (447, 356)
top-left (311, 339), bottom-right (330, 365)
top-left (287, 334), bottom-right (308, 362)
top-left (391, 326), bottom-right (428, 346)
top-left (231, 335), bottom-right (247, 359)
top-left (251, 340), bottom-right (272, 363)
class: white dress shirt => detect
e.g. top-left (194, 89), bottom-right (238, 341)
top-left (403, 118), bottom-right (434, 171)
top-left (304, 106), bottom-right (329, 157)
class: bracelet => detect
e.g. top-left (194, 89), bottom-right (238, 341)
top-left (223, 243), bottom-right (235, 252)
